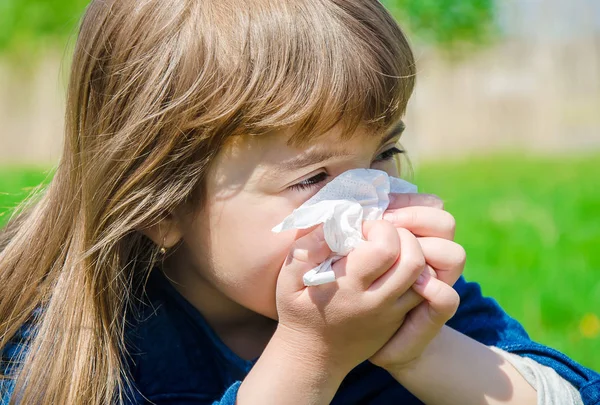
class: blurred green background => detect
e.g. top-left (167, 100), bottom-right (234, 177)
top-left (1, 0), bottom-right (599, 371)
top-left (0, 0), bottom-right (495, 53)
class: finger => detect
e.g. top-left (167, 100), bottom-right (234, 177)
top-left (392, 288), bottom-right (424, 317)
top-left (281, 225), bottom-right (331, 292)
top-left (382, 206), bottom-right (456, 240)
top-left (370, 301), bottom-right (452, 370)
top-left (367, 228), bottom-right (425, 299)
top-left (417, 237), bottom-right (466, 287)
top-left (411, 273), bottom-right (461, 325)
top-left (369, 270), bottom-right (459, 370)
top-left (388, 193), bottom-right (444, 210)
top-left (292, 225), bottom-right (331, 264)
top-left (337, 220), bottom-right (400, 290)
top-left (388, 264), bottom-right (437, 316)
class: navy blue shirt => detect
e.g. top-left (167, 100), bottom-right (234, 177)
top-left (3, 268), bottom-right (600, 404)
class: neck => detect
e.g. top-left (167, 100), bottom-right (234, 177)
top-left (162, 253), bottom-right (277, 361)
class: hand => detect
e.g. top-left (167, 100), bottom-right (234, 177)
top-left (274, 219), bottom-right (427, 376)
top-left (384, 192), bottom-right (465, 287)
top-left (369, 193), bottom-right (465, 372)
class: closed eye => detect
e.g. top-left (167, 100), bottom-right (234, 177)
top-left (374, 146), bottom-right (404, 163)
top-left (288, 171), bottom-right (329, 192)
top-left (288, 147), bottom-right (404, 192)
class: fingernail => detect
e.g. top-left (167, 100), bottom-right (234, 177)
top-left (415, 271), bottom-right (427, 285)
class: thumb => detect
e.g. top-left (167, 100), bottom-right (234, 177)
top-left (278, 224), bottom-right (332, 293)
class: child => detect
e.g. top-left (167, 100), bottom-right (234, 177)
top-left (0, 0), bottom-right (598, 404)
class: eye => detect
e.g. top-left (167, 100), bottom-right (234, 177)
top-left (374, 146), bottom-right (404, 162)
top-left (288, 147), bottom-right (405, 192)
top-left (289, 171), bottom-right (329, 191)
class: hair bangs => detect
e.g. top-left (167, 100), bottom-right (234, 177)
top-left (201, 0), bottom-right (416, 146)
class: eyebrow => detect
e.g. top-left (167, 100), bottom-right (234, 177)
top-left (279, 121), bottom-right (406, 172)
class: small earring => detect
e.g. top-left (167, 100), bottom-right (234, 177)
top-left (159, 237), bottom-right (167, 255)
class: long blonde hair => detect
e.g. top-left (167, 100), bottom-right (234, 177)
top-left (0, 0), bottom-right (415, 403)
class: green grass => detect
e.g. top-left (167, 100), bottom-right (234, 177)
top-left (1, 155), bottom-right (599, 370)
top-left (0, 166), bottom-right (53, 226)
top-left (416, 153), bottom-right (600, 370)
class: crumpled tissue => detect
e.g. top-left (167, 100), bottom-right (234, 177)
top-left (272, 168), bottom-right (418, 286)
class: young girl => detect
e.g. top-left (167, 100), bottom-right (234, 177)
top-left (1, 0), bottom-right (598, 404)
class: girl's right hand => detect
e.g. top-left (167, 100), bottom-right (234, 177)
top-left (273, 219), bottom-right (426, 375)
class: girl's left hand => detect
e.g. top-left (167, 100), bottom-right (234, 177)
top-left (383, 193), bottom-right (464, 287)
top-left (369, 193), bottom-right (465, 372)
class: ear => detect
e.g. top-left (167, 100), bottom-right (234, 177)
top-left (139, 214), bottom-right (184, 249)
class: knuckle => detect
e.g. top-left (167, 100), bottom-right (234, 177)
top-left (372, 240), bottom-right (400, 268)
top-left (368, 220), bottom-right (400, 263)
top-left (436, 289), bottom-right (461, 320)
top-left (455, 244), bottom-right (467, 268)
top-left (446, 290), bottom-right (461, 317)
top-left (396, 228), bottom-right (426, 274)
top-left (363, 219), bottom-right (388, 240)
top-left (405, 250), bottom-right (426, 276)
top-left (442, 212), bottom-right (456, 238)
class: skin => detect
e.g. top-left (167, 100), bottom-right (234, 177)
top-left (148, 124), bottom-right (414, 357)
top-left (142, 124), bottom-right (537, 404)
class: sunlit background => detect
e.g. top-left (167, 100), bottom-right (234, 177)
top-left (1, 0), bottom-right (599, 369)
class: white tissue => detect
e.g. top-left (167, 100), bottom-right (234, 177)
top-left (272, 168), bottom-right (418, 286)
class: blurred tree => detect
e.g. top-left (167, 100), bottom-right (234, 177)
top-left (381, 0), bottom-right (497, 52)
top-left (0, 0), bottom-right (497, 55)
top-left (0, 0), bottom-right (88, 54)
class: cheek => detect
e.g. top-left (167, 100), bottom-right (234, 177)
top-left (200, 198), bottom-right (297, 317)
top-left (221, 221), bottom-right (291, 278)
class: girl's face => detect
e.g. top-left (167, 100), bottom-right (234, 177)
top-left (167, 124), bottom-right (404, 321)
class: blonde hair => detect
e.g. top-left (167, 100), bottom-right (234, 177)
top-left (0, 0), bottom-right (415, 403)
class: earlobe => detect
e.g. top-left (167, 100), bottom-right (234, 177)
top-left (138, 216), bottom-right (184, 249)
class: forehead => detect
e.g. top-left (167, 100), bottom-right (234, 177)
top-left (221, 121), bottom-right (402, 178)
top-left (274, 121), bottom-right (405, 170)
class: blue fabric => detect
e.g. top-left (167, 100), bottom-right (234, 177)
top-left (2, 269), bottom-right (600, 404)
top-left (0, 309), bottom-right (38, 405)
